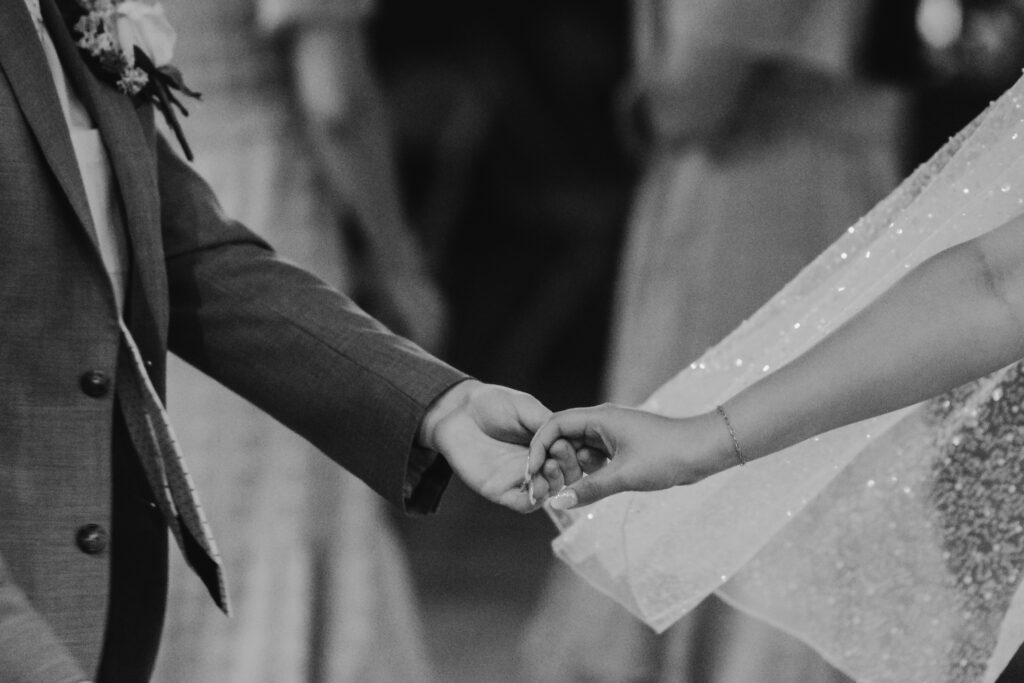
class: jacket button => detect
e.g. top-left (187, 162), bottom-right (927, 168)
top-left (75, 524), bottom-right (108, 555)
top-left (79, 371), bottom-right (110, 398)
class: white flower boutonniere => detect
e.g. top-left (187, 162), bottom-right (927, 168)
top-left (60, 0), bottom-right (201, 160)
top-left (115, 1), bottom-right (175, 69)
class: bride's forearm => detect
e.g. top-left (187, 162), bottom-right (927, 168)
top-left (720, 216), bottom-right (1024, 463)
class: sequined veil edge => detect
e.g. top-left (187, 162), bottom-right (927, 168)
top-left (548, 73), bottom-right (1024, 683)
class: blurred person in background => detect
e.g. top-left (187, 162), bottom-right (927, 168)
top-left (904, 0), bottom-right (1024, 167)
top-left (371, 0), bottom-right (633, 410)
top-left (283, 0), bottom-right (446, 352)
top-left (522, 0), bottom-right (911, 680)
top-left (365, 2), bottom-right (635, 677)
top-left (151, 0), bottom-right (445, 680)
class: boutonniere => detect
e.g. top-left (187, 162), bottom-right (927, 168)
top-left (59, 0), bottom-right (200, 160)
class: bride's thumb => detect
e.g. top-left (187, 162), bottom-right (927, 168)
top-left (548, 470), bottom-right (618, 511)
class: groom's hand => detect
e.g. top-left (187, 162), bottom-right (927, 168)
top-left (418, 380), bottom-right (553, 513)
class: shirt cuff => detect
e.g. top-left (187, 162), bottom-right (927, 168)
top-left (403, 447), bottom-right (452, 515)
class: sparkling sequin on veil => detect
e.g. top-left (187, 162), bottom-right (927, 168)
top-left (549, 74), bottom-right (1024, 682)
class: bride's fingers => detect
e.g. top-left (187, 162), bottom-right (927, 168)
top-left (522, 411), bottom-right (560, 490)
top-left (549, 459), bottom-right (622, 510)
top-left (528, 407), bottom-right (606, 466)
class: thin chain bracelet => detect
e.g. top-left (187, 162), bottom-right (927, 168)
top-left (715, 405), bottom-right (746, 466)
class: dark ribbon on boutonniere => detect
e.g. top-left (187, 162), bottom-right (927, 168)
top-left (128, 47), bottom-right (201, 161)
top-left (55, 0), bottom-right (201, 161)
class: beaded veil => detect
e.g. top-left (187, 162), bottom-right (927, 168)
top-left (549, 74), bottom-right (1024, 682)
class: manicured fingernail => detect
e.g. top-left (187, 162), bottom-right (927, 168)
top-left (528, 482), bottom-right (537, 506)
top-left (549, 489), bottom-right (578, 511)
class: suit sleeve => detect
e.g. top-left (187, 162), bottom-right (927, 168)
top-left (0, 556), bottom-right (88, 682)
top-left (157, 135), bottom-right (464, 514)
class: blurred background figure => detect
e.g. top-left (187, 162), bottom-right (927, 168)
top-left (151, 0), bottom-right (442, 681)
top-left (368, 0), bottom-right (635, 678)
top-left (371, 0), bottom-right (632, 408)
top-left (901, 0), bottom-right (1024, 168)
top-left (522, 0), bottom-right (911, 681)
top-left (280, 0), bottom-right (447, 351)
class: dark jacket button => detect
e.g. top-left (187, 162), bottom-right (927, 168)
top-left (75, 524), bottom-right (108, 555)
top-left (79, 371), bottom-right (110, 398)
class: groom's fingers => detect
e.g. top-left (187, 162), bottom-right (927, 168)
top-left (549, 439), bottom-right (583, 485)
top-left (507, 473), bottom-right (549, 512)
top-left (529, 473), bottom-right (550, 502)
top-left (576, 446), bottom-right (608, 475)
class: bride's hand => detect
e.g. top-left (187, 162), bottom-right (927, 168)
top-left (528, 405), bottom-right (735, 510)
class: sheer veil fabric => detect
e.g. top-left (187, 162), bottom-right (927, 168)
top-left (549, 74), bottom-right (1024, 682)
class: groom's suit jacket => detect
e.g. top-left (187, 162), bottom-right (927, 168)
top-left (0, 0), bottom-right (463, 679)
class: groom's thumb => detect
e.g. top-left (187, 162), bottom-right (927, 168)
top-left (549, 470), bottom-right (618, 511)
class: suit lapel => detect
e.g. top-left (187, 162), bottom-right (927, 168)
top-left (0, 0), bottom-right (97, 245)
top-left (40, 0), bottom-right (167, 360)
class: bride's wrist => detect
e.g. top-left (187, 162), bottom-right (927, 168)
top-left (669, 412), bottom-right (739, 485)
top-left (698, 408), bottom-right (746, 476)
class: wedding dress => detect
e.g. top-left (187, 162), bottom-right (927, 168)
top-left (524, 0), bottom-right (905, 680)
top-left (549, 46), bottom-right (1024, 683)
top-left (150, 1), bottom-right (437, 680)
